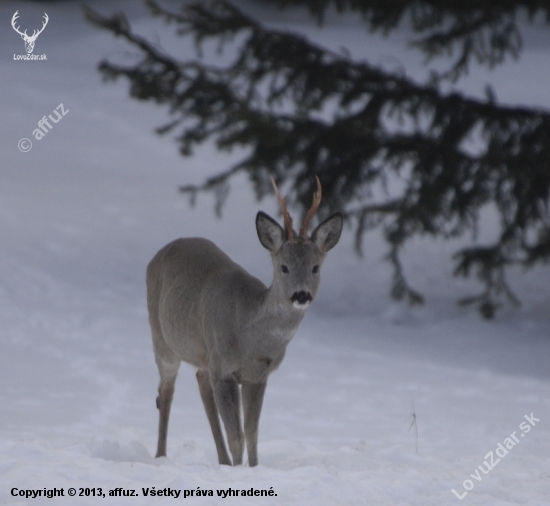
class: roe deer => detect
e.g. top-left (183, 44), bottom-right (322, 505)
top-left (146, 177), bottom-right (343, 466)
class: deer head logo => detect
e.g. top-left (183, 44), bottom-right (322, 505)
top-left (11, 11), bottom-right (49, 54)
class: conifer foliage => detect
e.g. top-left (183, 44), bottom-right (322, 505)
top-left (85, 1), bottom-right (550, 318)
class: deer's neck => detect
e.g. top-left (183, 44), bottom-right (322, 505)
top-left (236, 278), bottom-right (305, 358)
top-left (259, 279), bottom-right (306, 333)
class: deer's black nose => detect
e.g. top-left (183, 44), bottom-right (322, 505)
top-left (291, 291), bottom-right (312, 305)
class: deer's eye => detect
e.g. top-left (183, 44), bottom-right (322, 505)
top-left (281, 265), bottom-right (289, 273)
top-left (312, 265), bottom-right (319, 274)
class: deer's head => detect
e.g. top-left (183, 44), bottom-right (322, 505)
top-left (11, 11), bottom-right (49, 54)
top-left (256, 177), bottom-right (343, 310)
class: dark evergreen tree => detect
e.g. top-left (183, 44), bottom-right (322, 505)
top-left (272, 0), bottom-right (550, 81)
top-left (85, 1), bottom-right (550, 318)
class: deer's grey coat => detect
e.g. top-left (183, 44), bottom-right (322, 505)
top-left (146, 211), bottom-right (343, 466)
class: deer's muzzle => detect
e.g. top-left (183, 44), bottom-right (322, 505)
top-left (291, 291), bottom-right (312, 309)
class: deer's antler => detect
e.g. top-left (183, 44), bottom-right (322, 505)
top-left (11, 11), bottom-right (48, 41)
top-left (31, 13), bottom-right (49, 40)
top-left (11, 11), bottom-right (27, 38)
top-left (300, 176), bottom-right (322, 239)
top-left (271, 177), bottom-right (296, 239)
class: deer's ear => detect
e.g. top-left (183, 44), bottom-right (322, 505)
top-left (311, 213), bottom-right (343, 253)
top-left (256, 211), bottom-right (284, 252)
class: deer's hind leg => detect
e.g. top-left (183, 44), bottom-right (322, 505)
top-left (196, 369), bottom-right (231, 465)
top-left (211, 374), bottom-right (244, 466)
top-left (155, 365), bottom-right (179, 458)
top-left (150, 316), bottom-right (181, 458)
top-left (154, 350), bottom-right (180, 458)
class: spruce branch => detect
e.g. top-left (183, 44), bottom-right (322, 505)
top-left (85, 0), bottom-right (550, 318)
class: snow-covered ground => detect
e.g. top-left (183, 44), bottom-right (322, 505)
top-left (1, 1), bottom-right (549, 504)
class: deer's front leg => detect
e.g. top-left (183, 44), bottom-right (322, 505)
top-left (242, 381), bottom-right (267, 467)
top-left (212, 374), bottom-right (243, 465)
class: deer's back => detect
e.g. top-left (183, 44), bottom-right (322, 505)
top-left (146, 238), bottom-right (267, 368)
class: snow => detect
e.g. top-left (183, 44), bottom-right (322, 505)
top-left (1, 1), bottom-right (549, 505)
